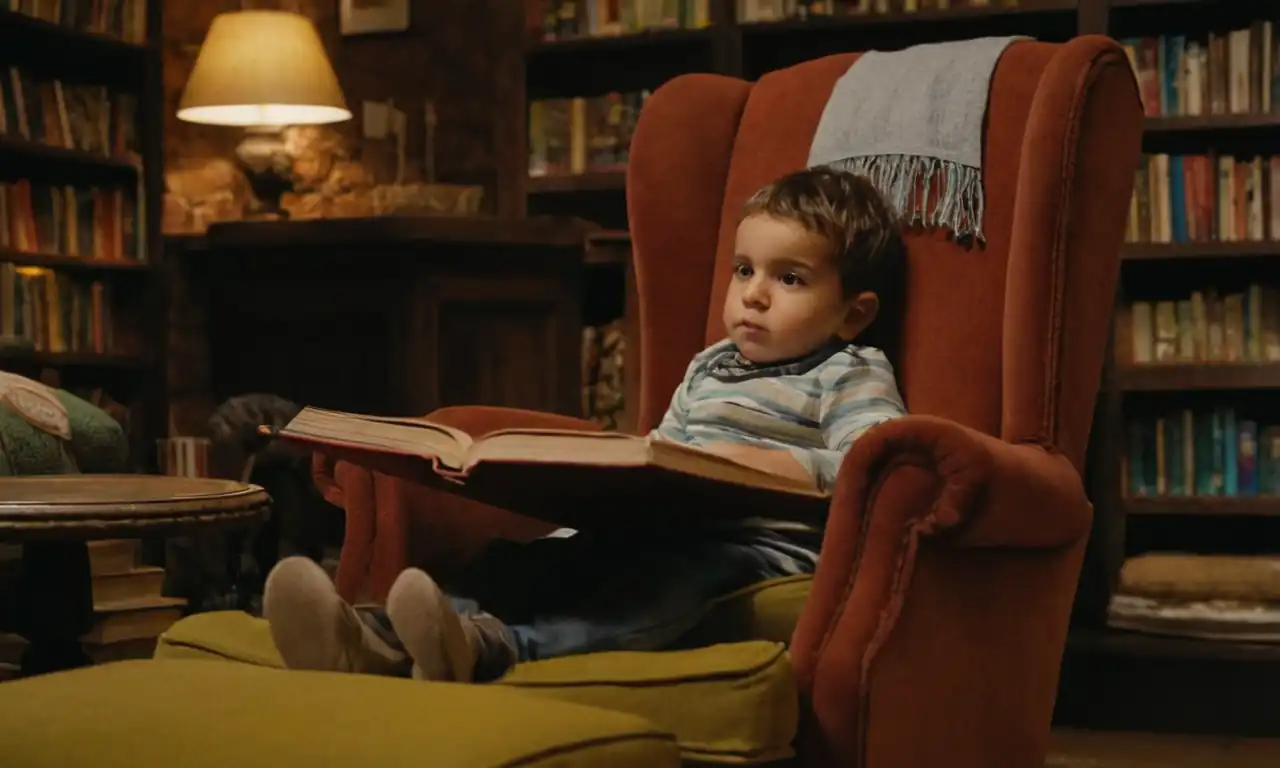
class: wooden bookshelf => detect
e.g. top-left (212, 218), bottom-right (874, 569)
top-left (1124, 495), bottom-right (1280, 516)
top-left (0, 248), bottom-right (153, 274)
top-left (1112, 362), bottom-right (1280, 391)
top-left (0, 135), bottom-right (142, 175)
top-left (0, 8), bottom-right (152, 55)
top-left (1069, 627), bottom-right (1280, 662)
top-left (527, 170), bottom-right (626, 195)
top-left (1062, 0), bottom-right (1280, 739)
top-left (0, 2), bottom-right (166, 471)
top-left (1145, 113), bottom-right (1280, 133)
top-left (528, 26), bottom-right (712, 53)
top-left (738, 0), bottom-right (1077, 34)
top-left (1122, 240), bottom-right (1280, 260)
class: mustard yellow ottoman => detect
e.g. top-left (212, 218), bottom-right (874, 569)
top-left (157, 611), bottom-right (800, 764)
top-left (0, 660), bottom-right (681, 767)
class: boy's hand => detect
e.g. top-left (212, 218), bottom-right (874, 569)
top-left (698, 442), bottom-right (812, 484)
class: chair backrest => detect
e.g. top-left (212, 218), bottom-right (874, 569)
top-left (627, 37), bottom-right (1142, 473)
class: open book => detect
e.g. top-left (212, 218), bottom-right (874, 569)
top-left (267, 407), bottom-right (830, 527)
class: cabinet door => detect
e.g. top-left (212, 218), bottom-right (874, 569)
top-left (395, 244), bottom-right (583, 417)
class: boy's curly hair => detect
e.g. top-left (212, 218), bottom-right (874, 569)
top-left (742, 167), bottom-right (907, 360)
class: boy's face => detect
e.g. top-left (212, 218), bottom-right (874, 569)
top-left (724, 214), bottom-right (877, 364)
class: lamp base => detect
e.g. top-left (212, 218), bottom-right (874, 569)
top-left (234, 127), bottom-right (295, 219)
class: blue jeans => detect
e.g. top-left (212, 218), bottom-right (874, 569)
top-left (444, 527), bottom-right (818, 668)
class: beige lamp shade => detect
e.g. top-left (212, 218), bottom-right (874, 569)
top-left (177, 11), bottom-right (351, 127)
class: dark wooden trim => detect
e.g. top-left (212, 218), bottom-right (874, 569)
top-left (1145, 113), bottom-right (1280, 133)
top-left (0, 9), bottom-right (152, 55)
top-left (1069, 627), bottom-right (1280, 662)
top-left (1112, 363), bottom-right (1280, 391)
top-left (1077, 0), bottom-right (1108, 34)
top-left (0, 351), bottom-right (149, 370)
top-left (1121, 240), bottom-right (1280, 260)
top-left (528, 26), bottom-right (712, 54)
top-left (1124, 496), bottom-right (1280, 517)
top-left (0, 136), bottom-right (140, 176)
top-left (527, 171), bottom-right (626, 195)
top-left (0, 249), bottom-right (152, 273)
top-left (1110, 0), bottom-right (1213, 7)
top-left (202, 215), bottom-right (597, 250)
top-left (737, 0), bottom-right (1077, 35)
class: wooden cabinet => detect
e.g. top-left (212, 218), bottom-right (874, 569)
top-left (169, 217), bottom-right (599, 421)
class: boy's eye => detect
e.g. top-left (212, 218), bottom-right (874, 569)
top-left (780, 273), bottom-right (805, 286)
top-left (733, 263), bottom-right (752, 278)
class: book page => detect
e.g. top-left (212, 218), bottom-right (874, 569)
top-left (280, 407), bottom-right (472, 467)
top-left (467, 430), bottom-right (822, 497)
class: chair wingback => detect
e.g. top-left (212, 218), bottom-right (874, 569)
top-left (627, 37), bottom-right (1142, 472)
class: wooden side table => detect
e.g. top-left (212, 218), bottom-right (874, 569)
top-left (0, 476), bottom-right (269, 676)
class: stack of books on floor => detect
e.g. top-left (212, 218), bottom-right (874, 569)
top-left (0, 539), bottom-right (185, 678)
top-left (84, 539), bottom-right (185, 660)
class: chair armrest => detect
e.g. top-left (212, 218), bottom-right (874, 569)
top-left (791, 415), bottom-right (1091, 767)
top-left (839, 414), bottom-right (1091, 551)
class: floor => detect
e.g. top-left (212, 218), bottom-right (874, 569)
top-left (1048, 729), bottom-right (1280, 767)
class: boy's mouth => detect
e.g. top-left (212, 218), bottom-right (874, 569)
top-left (738, 320), bottom-right (767, 333)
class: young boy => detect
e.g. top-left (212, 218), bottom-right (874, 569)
top-left (263, 166), bottom-right (908, 682)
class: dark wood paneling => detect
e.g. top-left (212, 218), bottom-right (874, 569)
top-left (178, 217), bottom-right (588, 421)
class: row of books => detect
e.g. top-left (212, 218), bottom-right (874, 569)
top-left (0, 263), bottom-right (116, 355)
top-left (5, 0), bottom-right (148, 44)
top-left (528, 91), bottom-right (650, 178)
top-left (0, 67), bottom-right (139, 161)
top-left (737, 0), bottom-right (1020, 23)
top-left (1124, 408), bottom-right (1280, 498)
top-left (1, 179), bottom-right (143, 262)
top-left (1122, 25), bottom-right (1279, 119)
top-left (538, 0), bottom-right (711, 40)
top-left (1124, 154), bottom-right (1280, 245)
top-left (1116, 286), bottom-right (1280, 366)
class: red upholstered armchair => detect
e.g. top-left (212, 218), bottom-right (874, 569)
top-left (313, 37), bottom-right (1142, 767)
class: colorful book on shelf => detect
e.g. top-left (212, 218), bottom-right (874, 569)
top-left (266, 406), bottom-right (830, 528)
top-left (1115, 284), bottom-right (1280, 367)
top-left (1122, 407), bottom-right (1280, 499)
top-left (1120, 24), bottom-right (1278, 120)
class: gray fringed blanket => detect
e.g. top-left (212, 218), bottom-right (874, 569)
top-left (807, 36), bottom-right (1028, 244)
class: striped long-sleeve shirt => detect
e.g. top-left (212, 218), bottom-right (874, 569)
top-left (652, 338), bottom-right (906, 495)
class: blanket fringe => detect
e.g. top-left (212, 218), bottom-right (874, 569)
top-left (823, 155), bottom-right (985, 245)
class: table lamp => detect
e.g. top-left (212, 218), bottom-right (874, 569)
top-left (177, 10), bottom-right (352, 218)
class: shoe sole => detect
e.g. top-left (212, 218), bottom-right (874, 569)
top-left (263, 557), bottom-right (357, 672)
top-left (385, 569), bottom-right (475, 682)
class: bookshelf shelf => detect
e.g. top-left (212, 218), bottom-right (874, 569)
top-left (1113, 363), bottom-right (1280, 391)
top-left (1124, 496), bottom-right (1280, 517)
top-left (1121, 241), bottom-right (1280, 260)
top-left (1144, 114), bottom-right (1280, 133)
top-left (1068, 627), bottom-right (1280, 662)
top-left (0, 135), bottom-right (140, 176)
top-left (527, 171), bottom-right (626, 194)
top-left (1109, 0), bottom-right (1213, 8)
top-left (0, 248), bottom-right (151, 273)
top-left (0, 351), bottom-right (148, 370)
top-left (530, 27), bottom-right (711, 53)
top-left (739, 0), bottom-right (1077, 34)
top-left (35, 352), bottom-right (147, 369)
top-left (0, 9), bottom-right (150, 56)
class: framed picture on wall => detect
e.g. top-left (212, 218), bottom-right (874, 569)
top-left (339, 0), bottom-right (409, 35)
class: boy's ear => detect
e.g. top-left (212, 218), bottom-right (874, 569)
top-left (843, 291), bottom-right (879, 337)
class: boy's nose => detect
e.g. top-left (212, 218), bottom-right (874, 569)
top-left (741, 280), bottom-right (769, 307)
